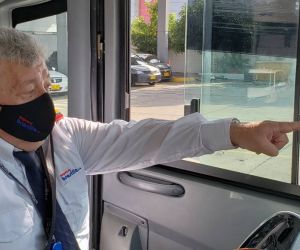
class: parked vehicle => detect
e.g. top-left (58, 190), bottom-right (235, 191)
top-left (131, 54), bottom-right (161, 86)
top-left (137, 53), bottom-right (172, 81)
top-left (49, 70), bottom-right (68, 94)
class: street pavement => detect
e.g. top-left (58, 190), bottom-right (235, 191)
top-left (131, 82), bottom-right (185, 120)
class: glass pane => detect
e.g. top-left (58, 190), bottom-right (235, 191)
top-left (16, 14), bottom-right (68, 117)
top-left (130, 0), bottom-right (187, 121)
top-left (184, 0), bottom-right (298, 183)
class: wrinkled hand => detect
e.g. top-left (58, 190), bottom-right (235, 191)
top-left (230, 121), bottom-right (300, 156)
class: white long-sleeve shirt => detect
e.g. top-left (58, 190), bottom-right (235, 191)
top-left (0, 113), bottom-right (234, 249)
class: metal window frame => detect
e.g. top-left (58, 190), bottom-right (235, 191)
top-left (291, 4), bottom-right (300, 185)
top-left (12, 0), bottom-right (66, 27)
top-left (90, 0), bottom-right (105, 249)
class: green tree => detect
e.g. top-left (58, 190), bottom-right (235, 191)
top-left (168, 10), bottom-right (185, 53)
top-left (132, 0), bottom-right (254, 56)
top-left (168, 0), bottom-right (204, 53)
top-left (186, 0), bottom-right (204, 51)
top-left (131, 1), bottom-right (182, 54)
top-left (131, 1), bottom-right (158, 54)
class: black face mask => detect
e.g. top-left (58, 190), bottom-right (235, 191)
top-left (0, 93), bottom-right (56, 142)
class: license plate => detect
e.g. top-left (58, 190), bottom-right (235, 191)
top-left (164, 72), bottom-right (170, 77)
top-left (50, 84), bottom-right (61, 91)
top-left (150, 75), bottom-right (156, 80)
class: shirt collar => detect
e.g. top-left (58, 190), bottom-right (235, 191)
top-left (0, 138), bottom-right (20, 163)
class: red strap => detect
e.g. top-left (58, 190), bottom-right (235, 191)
top-left (55, 109), bottom-right (64, 122)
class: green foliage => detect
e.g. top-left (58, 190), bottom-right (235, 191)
top-left (131, 0), bottom-right (255, 57)
top-left (168, 9), bottom-right (185, 53)
top-left (169, 0), bottom-right (204, 53)
top-left (186, 0), bottom-right (204, 51)
top-left (131, 1), bottom-right (187, 54)
top-left (131, 1), bottom-right (158, 54)
top-left (131, 17), bottom-right (156, 54)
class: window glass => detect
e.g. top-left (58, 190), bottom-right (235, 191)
top-left (184, 0), bottom-right (298, 183)
top-left (130, 0), bottom-right (187, 121)
top-left (130, 0), bottom-right (299, 183)
top-left (16, 14), bottom-right (68, 117)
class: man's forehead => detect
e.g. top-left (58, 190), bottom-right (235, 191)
top-left (0, 59), bottom-right (48, 91)
top-left (0, 57), bottom-right (46, 68)
top-left (0, 58), bottom-right (47, 76)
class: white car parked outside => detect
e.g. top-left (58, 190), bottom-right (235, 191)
top-left (49, 70), bottom-right (68, 94)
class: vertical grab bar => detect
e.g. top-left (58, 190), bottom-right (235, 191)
top-left (190, 98), bottom-right (201, 113)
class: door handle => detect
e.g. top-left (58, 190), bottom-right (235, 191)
top-left (118, 172), bottom-right (185, 197)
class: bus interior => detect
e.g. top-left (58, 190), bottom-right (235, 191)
top-left (2, 0), bottom-right (300, 249)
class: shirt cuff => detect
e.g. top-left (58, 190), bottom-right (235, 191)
top-left (201, 118), bottom-right (235, 152)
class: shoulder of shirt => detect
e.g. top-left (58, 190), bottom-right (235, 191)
top-left (54, 112), bottom-right (87, 129)
top-left (54, 111), bottom-right (85, 125)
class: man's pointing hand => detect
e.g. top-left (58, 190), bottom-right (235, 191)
top-left (230, 121), bottom-right (300, 156)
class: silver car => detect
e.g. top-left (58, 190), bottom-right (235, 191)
top-left (131, 55), bottom-right (161, 86)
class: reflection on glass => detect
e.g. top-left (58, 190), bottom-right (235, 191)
top-left (185, 0), bottom-right (298, 182)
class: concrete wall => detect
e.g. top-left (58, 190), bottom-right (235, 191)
top-left (31, 33), bottom-right (57, 59)
top-left (16, 14), bottom-right (68, 75)
top-left (169, 49), bottom-right (202, 74)
top-left (131, 0), bottom-right (140, 21)
top-left (169, 50), bottom-right (184, 73)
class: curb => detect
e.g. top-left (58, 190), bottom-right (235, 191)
top-left (172, 76), bottom-right (196, 83)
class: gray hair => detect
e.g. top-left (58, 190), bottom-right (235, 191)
top-left (0, 27), bottom-right (44, 66)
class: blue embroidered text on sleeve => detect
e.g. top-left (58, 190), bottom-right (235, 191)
top-left (60, 168), bottom-right (82, 181)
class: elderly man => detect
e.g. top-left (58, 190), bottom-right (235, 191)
top-left (0, 27), bottom-right (298, 250)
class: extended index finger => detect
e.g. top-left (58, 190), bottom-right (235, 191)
top-left (278, 121), bottom-right (300, 133)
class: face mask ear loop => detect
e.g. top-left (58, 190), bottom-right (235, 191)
top-left (50, 133), bottom-right (55, 168)
top-left (0, 106), bottom-right (3, 122)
